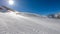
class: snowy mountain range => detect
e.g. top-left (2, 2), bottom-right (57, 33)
top-left (0, 6), bottom-right (60, 34)
top-left (48, 13), bottom-right (60, 19)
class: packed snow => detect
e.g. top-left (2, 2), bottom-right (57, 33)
top-left (0, 11), bottom-right (60, 34)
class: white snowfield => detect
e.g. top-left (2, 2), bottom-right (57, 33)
top-left (0, 11), bottom-right (60, 34)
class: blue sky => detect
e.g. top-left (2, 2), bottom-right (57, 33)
top-left (0, 0), bottom-right (60, 15)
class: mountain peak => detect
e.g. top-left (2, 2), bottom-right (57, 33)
top-left (0, 6), bottom-right (15, 13)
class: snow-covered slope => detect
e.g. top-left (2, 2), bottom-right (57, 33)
top-left (0, 11), bottom-right (60, 34)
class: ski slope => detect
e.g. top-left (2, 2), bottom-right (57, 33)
top-left (0, 11), bottom-right (60, 34)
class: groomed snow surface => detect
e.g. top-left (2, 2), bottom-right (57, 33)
top-left (0, 11), bottom-right (60, 34)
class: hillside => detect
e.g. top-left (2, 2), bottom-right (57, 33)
top-left (0, 11), bottom-right (60, 34)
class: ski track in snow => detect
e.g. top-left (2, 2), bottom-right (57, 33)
top-left (0, 12), bottom-right (60, 34)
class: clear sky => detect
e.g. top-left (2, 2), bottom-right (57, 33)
top-left (0, 0), bottom-right (60, 15)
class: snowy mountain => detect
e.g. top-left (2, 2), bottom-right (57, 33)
top-left (48, 13), bottom-right (60, 19)
top-left (0, 6), bottom-right (60, 34)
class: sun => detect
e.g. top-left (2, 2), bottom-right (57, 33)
top-left (8, 0), bottom-right (14, 5)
